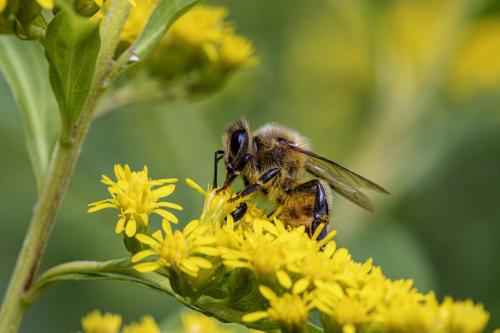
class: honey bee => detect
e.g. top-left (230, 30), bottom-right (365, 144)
top-left (213, 119), bottom-right (390, 240)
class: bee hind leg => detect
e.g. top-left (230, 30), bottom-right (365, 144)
top-left (287, 179), bottom-right (331, 240)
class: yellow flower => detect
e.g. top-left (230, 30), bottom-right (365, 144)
top-left (120, 0), bottom-right (156, 43)
top-left (221, 219), bottom-right (298, 280)
top-left (88, 164), bottom-right (181, 237)
top-left (81, 310), bottom-right (122, 333)
top-left (448, 18), bottom-right (500, 98)
top-left (144, 5), bottom-right (256, 90)
top-left (164, 5), bottom-right (229, 58)
top-left (182, 313), bottom-right (234, 333)
top-left (242, 272), bottom-right (314, 330)
top-left (441, 297), bottom-right (490, 333)
top-left (132, 219), bottom-right (218, 277)
top-left (0, 0), bottom-right (6, 13)
top-left (185, 178), bottom-right (244, 225)
top-left (93, 0), bottom-right (155, 43)
top-left (219, 34), bottom-right (258, 69)
top-left (122, 316), bottom-right (160, 333)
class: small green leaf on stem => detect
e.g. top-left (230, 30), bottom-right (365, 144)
top-left (44, 10), bottom-right (100, 141)
top-left (0, 37), bottom-right (60, 189)
top-left (133, 0), bottom-right (200, 58)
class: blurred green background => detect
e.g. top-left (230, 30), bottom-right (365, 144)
top-left (1, 0), bottom-right (500, 331)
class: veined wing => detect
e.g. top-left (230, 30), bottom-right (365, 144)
top-left (288, 145), bottom-right (390, 212)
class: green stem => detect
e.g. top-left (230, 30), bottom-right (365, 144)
top-left (0, 1), bottom-right (131, 332)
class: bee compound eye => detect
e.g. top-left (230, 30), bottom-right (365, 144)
top-left (230, 130), bottom-right (248, 156)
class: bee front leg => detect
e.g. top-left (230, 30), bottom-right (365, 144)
top-left (228, 168), bottom-right (280, 203)
top-left (212, 150), bottom-right (224, 188)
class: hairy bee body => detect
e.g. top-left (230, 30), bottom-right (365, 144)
top-left (216, 119), bottom-right (388, 239)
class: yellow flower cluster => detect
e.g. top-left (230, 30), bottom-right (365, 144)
top-left (89, 168), bottom-right (492, 333)
top-left (93, 0), bottom-right (155, 43)
top-left (448, 18), bottom-right (500, 98)
top-left (80, 311), bottom-right (234, 333)
top-left (145, 5), bottom-right (257, 92)
top-left (160, 6), bottom-right (257, 69)
top-left (132, 219), bottom-right (218, 277)
top-left (88, 164), bottom-right (181, 238)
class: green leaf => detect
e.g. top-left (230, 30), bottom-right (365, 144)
top-left (132, 0), bottom-right (200, 58)
top-left (0, 37), bottom-right (60, 189)
top-left (44, 10), bottom-right (100, 135)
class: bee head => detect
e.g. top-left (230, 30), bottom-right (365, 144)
top-left (223, 119), bottom-right (251, 173)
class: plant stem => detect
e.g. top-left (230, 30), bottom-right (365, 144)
top-left (0, 1), bottom-right (130, 331)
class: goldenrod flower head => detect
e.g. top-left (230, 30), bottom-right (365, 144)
top-left (182, 313), bottom-right (234, 333)
top-left (243, 272), bottom-right (314, 330)
top-left (448, 18), bottom-right (500, 98)
top-left (144, 5), bottom-right (256, 92)
top-left (185, 178), bottom-right (247, 225)
top-left (321, 295), bottom-right (373, 333)
top-left (81, 310), bottom-right (122, 333)
top-left (88, 164), bottom-right (181, 238)
top-left (122, 316), bottom-right (160, 333)
top-left (93, 0), bottom-right (155, 43)
top-left (221, 219), bottom-right (303, 281)
top-left (132, 219), bottom-right (218, 277)
top-left (210, 216), bottom-right (243, 253)
top-left (165, 5), bottom-right (229, 56)
top-left (441, 297), bottom-right (490, 333)
top-left (121, 0), bottom-right (156, 43)
top-left (219, 34), bottom-right (258, 69)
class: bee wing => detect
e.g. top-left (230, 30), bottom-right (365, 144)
top-left (288, 145), bottom-right (390, 212)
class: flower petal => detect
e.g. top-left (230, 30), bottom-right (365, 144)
top-left (187, 257), bottom-right (212, 269)
top-left (156, 202), bottom-right (183, 211)
top-left (153, 209), bottom-right (178, 223)
top-left (293, 278), bottom-right (310, 295)
top-left (185, 178), bottom-right (206, 195)
top-left (115, 218), bottom-right (125, 234)
top-left (35, 0), bottom-right (53, 9)
top-left (88, 202), bottom-right (116, 213)
top-left (183, 220), bottom-right (200, 236)
top-left (134, 262), bottom-right (160, 272)
top-left (242, 311), bottom-right (269, 323)
top-left (259, 285), bottom-right (277, 301)
top-left (223, 260), bottom-right (252, 269)
top-left (131, 249), bottom-right (157, 263)
top-left (276, 270), bottom-right (292, 289)
top-left (195, 246), bottom-right (219, 256)
top-left (136, 234), bottom-right (160, 247)
top-left (152, 185), bottom-right (175, 198)
top-left (125, 219), bottom-right (137, 237)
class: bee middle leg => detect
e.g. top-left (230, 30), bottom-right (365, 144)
top-left (228, 168), bottom-right (280, 203)
top-left (286, 179), bottom-right (331, 240)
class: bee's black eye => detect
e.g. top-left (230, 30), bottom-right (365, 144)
top-left (230, 130), bottom-right (248, 156)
